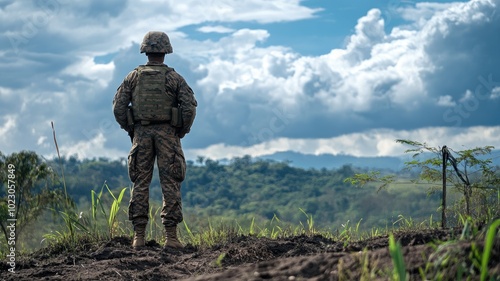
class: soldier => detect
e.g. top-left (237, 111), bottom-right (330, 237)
top-left (113, 31), bottom-right (197, 249)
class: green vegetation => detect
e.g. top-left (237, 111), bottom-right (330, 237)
top-left (0, 138), bottom-right (499, 279)
top-left (0, 151), bottom-right (73, 251)
top-left (389, 233), bottom-right (407, 281)
top-left (481, 219), bottom-right (500, 281)
top-left (345, 140), bottom-right (500, 227)
top-left (1, 151), bottom-right (450, 252)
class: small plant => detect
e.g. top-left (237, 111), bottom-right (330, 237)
top-left (299, 208), bottom-right (315, 235)
top-left (249, 217), bottom-right (255, 235)
top-left (89, 183), bottom-right (127, 239)
top-left (480, 218), bottom-right (500, 281)
top-left (214, 253), bottom-right (226, 267)
top-left (183, 220), bottom-right (196, 244)
top-left (42, 210), bottom-right (87, 248)
top-left (338, 220), bottom-right (352, 242)
top-left (270, 214), bottom-right (283, 239)
top-left (148, 205), bottom-right (162, 241)
top-left (389, 233), bottom-right (407, 281)
top-left (106, 185), bottom-right (127, 238)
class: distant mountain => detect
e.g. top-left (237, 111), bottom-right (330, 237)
top-left (257, 151), bottom-right (406, 171)
top-left (257, 150), bottom-right (500, 171)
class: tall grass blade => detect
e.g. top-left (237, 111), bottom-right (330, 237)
top-left (249, 217), bottom-right (255, 235)
top-left (183, 220), bottom-right (195, 242)
top-left (480, 219), bottom-right (500, 281)
top-left (51, 121), bottom-right (71, 209)
top-left (107, 187), bottom-right (127, 237)
top-left (389, 233), bottom-right (407, 281)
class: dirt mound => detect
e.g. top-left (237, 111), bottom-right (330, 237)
top-left (2, 228), bottom-right (499, 280)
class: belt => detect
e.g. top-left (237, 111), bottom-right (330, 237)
top-left (135, 120), bottom-right (170, 126)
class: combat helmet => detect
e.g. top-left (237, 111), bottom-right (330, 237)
top-left (140, 31), bottom-right (173, 54)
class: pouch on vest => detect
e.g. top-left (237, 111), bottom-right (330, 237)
top-left (171, 107), bottom-right (183, 128)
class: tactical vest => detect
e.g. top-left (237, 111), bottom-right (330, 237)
top-left (131, 65), bottom-right (174, 123)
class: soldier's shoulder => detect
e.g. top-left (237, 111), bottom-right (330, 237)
top-left (164, 65), bottom-right (176, 73)
top-left (125, 68), bottom-right (139, 81)
top-left (165, 67), bottom-right (186, 80)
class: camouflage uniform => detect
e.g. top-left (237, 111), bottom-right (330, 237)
top-left (113, 32), bottom-right (197, 232)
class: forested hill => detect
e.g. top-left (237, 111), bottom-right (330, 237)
top-left (48, 155), bottom-right (441, 231)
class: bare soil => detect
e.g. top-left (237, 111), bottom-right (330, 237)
top-left (2, 227), bottom-right (499, 281)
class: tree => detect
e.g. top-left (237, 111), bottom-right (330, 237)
top-left (0, 151), bottom-right (71, 249)
top-left (345, 140), bottom-right (500, 227)
top-left (397, 140), bottom-right (499, 223)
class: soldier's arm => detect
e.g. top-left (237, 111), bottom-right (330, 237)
top-left (113, 71), bottom-right (136, 131)
top-left (176, 75), bottom-right (197, 137)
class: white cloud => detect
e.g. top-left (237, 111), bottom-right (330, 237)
top-left (399, 2), bottom-right (456, 23)
top-left (437, 95), bottom-right (456, 107)
top-left (1, 0), bottom-right (320, 56)
top-left (186, 126), bottom-right (500, 160)
top-left (55, 132), bottom-right (124, 160)
top-left (345, 9), bottom-right (386, 62)
top-left (0, 86), bottom-right (13, 97)
top-left (1, 0), bottom-right (499, 164)
top-left (37, 136), bottom-right (48, 147)
top-left (162, 0), bottom-right (322, 24)
top-left (188, 0), bottom-right (499, 143)
top-left (197, 25), bottom-right (235, 34)
top-left (459, 90), bottom-right (475, 102)
top-left (492, 87), bottom-right (500, 99)
top-left (62, 56), bottom-right (115, 88)
top-left (0, 115), bottom-right (17, 142)
top-left (193, 8), bottom-right (426, 116)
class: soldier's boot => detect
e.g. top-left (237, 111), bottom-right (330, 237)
top-left (164, 226), bottom-right (183, 249)
top-left (132, 224), bottom-right (146, 249)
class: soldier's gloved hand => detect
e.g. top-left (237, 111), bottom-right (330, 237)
top-left (177, 128), bottom-right (189, 139)
top-left (128, 130), bottom-right (134, 143)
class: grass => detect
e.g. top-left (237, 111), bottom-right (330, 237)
top-left (481, 218), bottom-right (500, 281)
top-left (389, 233), bottom-right (407, 281)
top-left (25, 193), bottom-right (443, 254)
top-left (38, 182), bottom-right (129, 252)
top-left (3, 198), bottom-right (499, 281)
top-left (3, 172), bottom-right (497, 280)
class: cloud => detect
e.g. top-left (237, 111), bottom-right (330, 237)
top-left (161, 0), bottom-right (322, 24)
top-left (197, 25), bottom-right (235, 34)
top-left (62, 56), bottom-right (115, 88)
top-left (52, 132), bottom-right (125, 160)
top-left (0, 0), bottom-right (321, 57)
top-left (491, 87), bottom-right (500, 99)
top-left (190, 1), bottom-right (500, 141)
top-left (37, 136), bottom-right (48, 146)
top-left (185, 126), bottom-right (500, 160)
top-left (1, 0), bottom-right (499, 164)
top-left (0, 115), bottom-right (17, 143)
top-left (399, 2), bottom-right (455, 23)
top-left (186, 0), bottom-right (499, 148)
top-left (437, 95), bottom-right (456, 107)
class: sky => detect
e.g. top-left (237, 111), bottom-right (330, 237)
top-left (1, 0), bottom-right (499, 164)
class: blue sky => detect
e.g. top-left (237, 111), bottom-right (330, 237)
top-left (1, 0), bottom-right (499, 163)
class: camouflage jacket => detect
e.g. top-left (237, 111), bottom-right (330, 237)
top-left (113, 61), bottom-right (197, 137)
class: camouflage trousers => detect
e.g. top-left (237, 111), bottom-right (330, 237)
top-left (127, 123), bottom-right (186, 228)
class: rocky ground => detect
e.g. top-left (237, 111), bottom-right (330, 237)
top-left (2, 227), bottom-right (499, 280)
